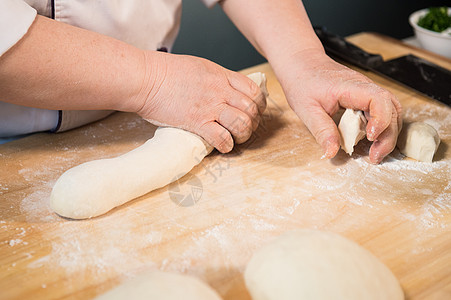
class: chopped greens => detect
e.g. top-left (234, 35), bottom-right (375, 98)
top-left (417, 7), bottom-right (451, 33)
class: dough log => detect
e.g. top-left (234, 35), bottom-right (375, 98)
top-left (50, 72), bottom-right (268, 219)
top-left (244, 229), bottom-right (404, 300)
top-left (50, 128), bottom-right (212, 219)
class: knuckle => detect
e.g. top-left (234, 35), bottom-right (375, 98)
top-left (381, 91), bottom-right (394, 103)
top-left (368, 85), bottom-right (391, 102)
top-left (249, 81), bottom-right (261, 98)
top-left (313, 126), bottom-right (331, 146)
top-left (393, 98), bottom-right (402, 115)
top-left (235, 129), bottom-right (252, 144)
top-left (253, 115), bottom-right (261, 130)
top-left (246, 101), bottom-right (259, 118)
top-left (234, 116), bottom-right (253, 143)
top-left (216, 102), bottom-right (230, 121)
top-left (239, 115), bottom-right (253, 131)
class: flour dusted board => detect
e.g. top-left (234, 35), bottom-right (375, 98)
top-left (1, 33), bottom-right (450, 299)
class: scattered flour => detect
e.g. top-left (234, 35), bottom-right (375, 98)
top-left (1, 108), bottom-right (449, 298)
top-left (8, 239), bottom-right (23, 247)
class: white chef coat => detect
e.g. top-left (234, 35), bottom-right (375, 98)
top-left (0, 0), bottom-right (219, 142)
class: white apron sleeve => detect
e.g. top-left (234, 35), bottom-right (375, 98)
top-left (0, 0), bottom-right (37, 56)
top-left (201, 0), bottom-right (221, 9)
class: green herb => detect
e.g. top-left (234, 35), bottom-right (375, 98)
top-left (417, 7), bottom-right (451, 33)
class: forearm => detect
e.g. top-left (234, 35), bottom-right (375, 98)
top-left (222, 0), bottom-right (402, 163)
top-left (221, 0), bottom-right (324, 77)
top-left (0, 15), bottom-right (147, 113)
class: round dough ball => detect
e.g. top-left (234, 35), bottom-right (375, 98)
top-left (244, 230), bottom-right (403, 300)
top-left (397, 122), bottom-right (440, 162)
top-left (95, 270), bottom-right (222, 300)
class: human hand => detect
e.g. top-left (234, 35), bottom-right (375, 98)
top-left (135, 51), bottom-right (266, 153)
top-left (279, 49), bottom-right (402, 164)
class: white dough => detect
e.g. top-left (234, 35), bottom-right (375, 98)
top-left (338, 109), bottom-right (367, 155)
top-left (247, 72), bottom-right (269, 98)
top-left (50, 127), bottom-right (212, 219)
top-left (51, 72), bottom-right (269, 219)
top-left (244, 230), bottom-right (404, 300)
top-left (397, 122), bottom-right (440, 162)
top-left (94, 270), bottom-right (222, 300)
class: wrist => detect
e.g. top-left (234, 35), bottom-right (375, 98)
top-left (269, 47), bottom-right (326, 92)
top-left (128, 50), bottom-right (168, 117)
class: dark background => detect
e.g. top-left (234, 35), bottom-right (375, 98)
top-left (173, 0), bottom-right (448, 70)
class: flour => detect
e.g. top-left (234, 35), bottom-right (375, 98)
top-left (161, 215), bottom-right (280, 280)
top-left (3, 105), bottom-right (449, 298)
top-left (286, 198), bottom-right (300, 215)
top-left (8, 239), bottom-right (23, 246)
top-left (21, 182), bottom-right (58, 223)
top-left (9, 145), bottom-right (450, 297)
top-left (403, 104), bottom-right (451, 138)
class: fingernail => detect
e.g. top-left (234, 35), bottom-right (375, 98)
top-left (321, 142), bottom-right (331, 159)
top-left (322, 140), bottom-right (339, 160)
top-left (218, 139), bottom-right (233, 153)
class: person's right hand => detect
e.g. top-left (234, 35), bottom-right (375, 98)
top-left (135, 51), bottom-right (266, 153)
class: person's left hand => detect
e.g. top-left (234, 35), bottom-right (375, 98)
top-left (277, 49), bottom-right (402, 164)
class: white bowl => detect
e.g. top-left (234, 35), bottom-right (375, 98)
top-left (409, 8), bottom-right (451, 58)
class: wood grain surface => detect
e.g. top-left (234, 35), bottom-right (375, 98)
top-left (1, 33), bottom-right (450, 300)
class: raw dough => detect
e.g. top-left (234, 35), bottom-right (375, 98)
top-left (338, 109), bottom-right (367, 155)
top-left (94, 270), bottom-right (222, 300)
top-left (397, 122), bottom-right (440, 162)
top-left (247, 72), bottom-right (269, 98)
top-left (51, 72), bottom-right (269, 219)
top-left (244, 229), bottom-right (404, 300)
top-left (50, 127), bottom-right (212, 219)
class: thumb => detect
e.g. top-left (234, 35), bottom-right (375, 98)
top-left (298, 104), bottom-right (341, 159)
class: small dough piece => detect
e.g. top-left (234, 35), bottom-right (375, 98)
top-left (50, 128), bottom-right (212, 219)
top-left (247, 72), bottom-right (269, 98)
top-left (397, 122), bottom-right (440, 162)
top-left (95, 270), bottom-right (222, 300)
top-left (244, 230), bottom-right (404, 300)
top-left (338, 109), bottom-right (367, 155)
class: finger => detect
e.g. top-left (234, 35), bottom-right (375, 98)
top-left (227, 71), bottom-right (266, 114)
top-left (337, 82), bottom-right (393, 141)
top-left (299, 102), bottom-right (341, 159)
top-left (368, 105), bottom-right (400, 163)
top-left (366, 92), bottom-right (397, 142)
top-left (197, 121), bottom-right (234, 153)
top-left (217, 105), bottom-right (253, 144)
top-left (225, 91), bottom-right (261, 131)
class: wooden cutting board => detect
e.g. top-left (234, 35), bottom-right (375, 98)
top-left (1, 33), bottom-right (450, 300)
